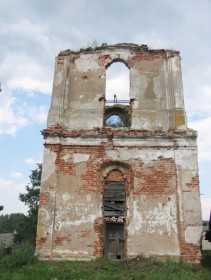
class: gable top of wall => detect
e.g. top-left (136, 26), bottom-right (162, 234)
top-left (58, 43), bottom-right (180, 58)
top-left (48, 43), bottom-right (188, 131)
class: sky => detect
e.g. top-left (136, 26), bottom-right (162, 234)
top-left (0, 0), bottom-right (211, 220)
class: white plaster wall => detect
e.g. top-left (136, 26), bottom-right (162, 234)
top-left (41, 148), bottom-right (57, 187)
top-left (185, 226), bottom-right (202, 244)
top-left (127, 195), bottom-right (180, 256)
top-left (75, 54), bottom-right (99, 72)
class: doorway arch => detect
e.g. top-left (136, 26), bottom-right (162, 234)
top-left (103, 168), bottom-right (126, 259)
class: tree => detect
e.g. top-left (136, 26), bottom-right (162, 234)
top-left (19, 163), bottom-right (41, 216)
top-left (14, 163), bottom-right (42, 245)
top-left (0, 213), bottom-right (26, 234)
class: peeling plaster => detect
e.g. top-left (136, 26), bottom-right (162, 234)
top-left (73, 153), bottom-right (90, 163)
top-left (128, 201), bottom-right (143, 235)
top-left (75, 54), bottom-right (99, 72)
top-left (55, 71), bottom-right (63, 86)
top-left (175, 149), bottom-right (198, 170)
top-left (106, 149), bottom-right (174, 164)
top-left (59, 249), bottom-right (90, 255)
top-left (41, 149), bottom-right (57, 182)
top-left (62, 192), bottom-right (71, 202)
top-left (56, 213), bottom-right (98, 229)
top-left (63, 154), bottom-right (72, 161)
top-left (86, 195), bottom-right (91, 202)
top-left (185, 226), bottom-right (202, 244)
top-left (144, 199), bottom-right (178, 236)
top-left (37, 44), bottom-right (201, 262)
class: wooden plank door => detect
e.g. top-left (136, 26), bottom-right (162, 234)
top-left (104, 182), bottom-right (126, 217)
top-left (105, 223), bottom-right (124, 259)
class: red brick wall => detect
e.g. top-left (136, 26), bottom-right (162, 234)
top-left (106, 169), bottom-right (124, 181)
top-left (37, 144), bottom-right (201, 262)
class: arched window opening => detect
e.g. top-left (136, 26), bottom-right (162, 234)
top-left (105, 105), bottom-right (131, 128)
top-left (106, 114), bottom-right (124, 127)
top-left (106, 61), bottom-right (130, 105)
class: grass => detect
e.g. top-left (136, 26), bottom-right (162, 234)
top-left (0, 245), bottom-right (210, 280)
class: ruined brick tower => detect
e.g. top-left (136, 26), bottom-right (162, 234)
top-left (36, 43), bottom-right (202, 262)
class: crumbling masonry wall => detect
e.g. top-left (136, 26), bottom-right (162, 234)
top-left (36, 44), bottom-right (202, 262)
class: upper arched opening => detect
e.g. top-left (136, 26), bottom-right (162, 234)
top-left (105, 58), bottom-right (130, 70)
top-left (105, 60), bottom-right (130, 105)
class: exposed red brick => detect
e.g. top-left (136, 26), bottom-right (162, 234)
top-left (93, 217), bottom-right (104, 257)
top-left (106, 170), bottom-right (124, 181)
top-left (98, 54), bottom-right (112, 67)
top-left (37, 237), bottom-right (48, 246)
top-left (140, 158), bottom-right (176, 195)
top-left (37, 44), bottom-right (201, 263)
top-left (186, 174), bottom-right (200, 190)
top-left (39, 192), bottom-right (50, 207)
top-left (54, 235), bottom-right (72, 246)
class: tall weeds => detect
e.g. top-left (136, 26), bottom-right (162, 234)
top-left (0, 241), bottom-right (35, 269)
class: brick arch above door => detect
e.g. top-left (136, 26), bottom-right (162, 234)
top-left (101, 161), bottom-right (130, 179)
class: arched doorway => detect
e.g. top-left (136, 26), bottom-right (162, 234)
top-left (103, 169), bottom-right (126, 259)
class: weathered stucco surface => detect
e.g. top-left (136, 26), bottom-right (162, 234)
top-left (36, 44), bottom-right (202, 262)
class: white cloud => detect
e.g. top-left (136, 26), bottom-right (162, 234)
top-left (184, 65), bottom-right (211, 163)
top-left (0, 18), bottom-right (53, 136)
top-left (0, 53), bottom-right (53, 94)
top-left (0, 18), bottom-right (57, 58)
top-left (189, 116), bottom-right (211, 162)
top-left (0, 177), bottom-right (25, 192)
top-left (0, 178), bottom-right (13, 189)
top-left (0, 177), bottom-right (28, 214)
top-left (10, 172), bottom-right (23, 178)
top-left (184, 66), bottom-right (211, 113)
top-left (0, 91), bottom-right (28, 135)
top-left (133, 33), bottom-right (171, 49)
top-left (25, 105), bottom-right (48, 124)
top-left (8, 78), bottom-right (52, 95)
top-left (24, 158), bottom-right (36, 165)
top-left (106, 63), bottom-right (130, 101)
top-left (201, 197), bottom-right (211, 220)
top-left (186, 99), bottom-right (211, 116)
top-left (24, 157), bottom-right (41, 166)
top-left (0, 90), bottom-right (48, 135)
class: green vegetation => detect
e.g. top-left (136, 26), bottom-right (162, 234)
top-left (0, 245), bottom-right (210, 280)
top-left (0, 213), bottom-right (26, 234)
top-left (0, 164), bottom-right (41, 245)
top-left (0, 241), bottom-right (35, 269)
top-left (14, 163), bottom-right (41, 245)
top-left (0, 164), bottom-right (41, 247)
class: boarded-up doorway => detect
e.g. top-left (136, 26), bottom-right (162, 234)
top-left (103, 170), bottom-right (126, 259)
top-left (105, 223), bottom-right (124, 259)
top-left (104, 182), bottom-right (126, 216)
